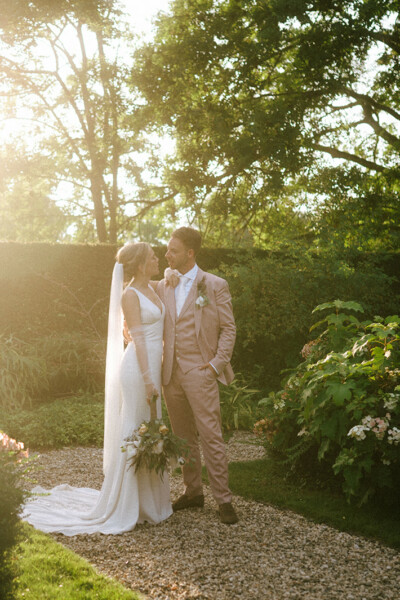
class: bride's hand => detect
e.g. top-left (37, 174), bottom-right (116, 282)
top-left (145, 382), bottom-right (159, 405)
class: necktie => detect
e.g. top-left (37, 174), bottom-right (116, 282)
top-left (175, 274), bottom-right (187, 316)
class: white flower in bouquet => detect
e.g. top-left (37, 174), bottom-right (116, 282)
top-left (125, 442), bottom-right (138, 459)
top-left (123, 418), bottom-right (192, 476)
top-left (153, 440), bottom-right (164, 455)
top-left (169, 455), bottom-right (186, 470)
top-left (159, 424), bottom-right (169, 435)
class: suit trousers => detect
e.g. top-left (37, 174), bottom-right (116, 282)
top-left (163, 361), bottom-right (232, 505)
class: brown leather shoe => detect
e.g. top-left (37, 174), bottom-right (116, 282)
top-left (172, 494), bottom-right (204, 512)
top-left (218, 502), bottom-right (238, 524)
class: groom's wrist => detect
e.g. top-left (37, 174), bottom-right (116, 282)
top-left (209, 362), bottom-right (219, 376)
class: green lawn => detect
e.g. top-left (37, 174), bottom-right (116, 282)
top-left (13, 523), bottom-right (144, 600)
top-left (226, 458), bottom-right (400, 549)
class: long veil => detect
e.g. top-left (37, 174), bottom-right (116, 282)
top-left (103, 262), bottom-right (124, 476)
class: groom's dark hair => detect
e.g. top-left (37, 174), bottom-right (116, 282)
top-left (172, 227), bottom-right (202, 255)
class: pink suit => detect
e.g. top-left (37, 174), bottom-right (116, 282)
top-left (156, 267), bottom-right (236, 504)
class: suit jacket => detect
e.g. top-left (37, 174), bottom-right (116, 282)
top-left (156, 267), bottom-right (236, 386)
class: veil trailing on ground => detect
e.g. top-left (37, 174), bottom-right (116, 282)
top-left (103, 262), bottom-right (124, 476)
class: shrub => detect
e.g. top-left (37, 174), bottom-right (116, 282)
top-left (0, 394), bottom-right (104, 450)
top-left (255, 300), bottom-right (400, 504)
top-left (0, 335), bottom-right (47, 411)
top-left (219, 375), bottom-right (261, 431)
top-left (34, 334), bottom-right (105, 402)
top-left (0, 334), bottom-right (105, 411)
top-left (218, 252), bottom-right (399, 390)
top-left (0, 432), bottom-right (29, 599)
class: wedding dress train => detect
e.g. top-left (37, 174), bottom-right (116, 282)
top-left (22, 289), bottom-right (172, 535)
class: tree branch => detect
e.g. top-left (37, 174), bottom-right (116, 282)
top-left (341, 86), bottom-right (400, 124)
top-left (127, 191), bottom-right (177, 221)
top-left (370, 30), bottom-right (400, 54)
top-left (361, 103), bottom-right (400, 153)
top-left (312, 143), bottom-right (386, 172)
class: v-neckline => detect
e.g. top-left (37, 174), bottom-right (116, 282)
top-left (128, 285), bottom-right (163, 314)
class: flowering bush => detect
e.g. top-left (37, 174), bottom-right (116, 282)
top-left (0, 432), bottom-right (30, 599)
top-left (122, 419), bottom-right (190, 477)
top-left (255, 300), bottom-right (400, 504)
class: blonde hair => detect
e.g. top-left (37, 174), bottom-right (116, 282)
top-left (116, 242), bottom-right (151, 280)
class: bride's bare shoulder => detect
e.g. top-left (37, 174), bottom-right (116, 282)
top-left (121, 286), bottom-right (140, 304)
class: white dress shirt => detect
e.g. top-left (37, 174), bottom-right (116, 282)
top-left (175, 264), bottom-right (198, 316)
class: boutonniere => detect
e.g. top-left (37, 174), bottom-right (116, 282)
top-left (195, 278), bottom-right (209, 308)
top-left (164, 268), bottom-right (180, 288)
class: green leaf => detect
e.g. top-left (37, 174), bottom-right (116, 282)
top-left (318, 437), bottom-right (330, 460)
top-left (385, 316), bottom-right (400, 325)
top-left (312, 300), bottom-right (364, 314)
top-left (325, 381), bottom-right (355, 406)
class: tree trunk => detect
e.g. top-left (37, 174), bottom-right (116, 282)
top-left (90, 172), bottom-right (108, 242)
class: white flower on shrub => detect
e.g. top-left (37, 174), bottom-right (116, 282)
top-left (382, 458), bottom-right (391, 465)
top-left (383, 393), bottom-right (399, 412)
top-left (274, 398), bottom-right (285, 410)
top-left (388, 427), bottom-right (400, 445)
top-left (297, 427), bottom-right (309, 437)
top-left (347, 425), bottom-right (368, 441)
top-left (361, 415), bottom-right (389, 440)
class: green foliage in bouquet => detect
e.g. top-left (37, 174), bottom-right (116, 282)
top-left (122, 419), bottom-right (190, 478)
top-left (0, 432), bottom-right (30, 599)
top-left (255, 300), bottom-right (400, 505)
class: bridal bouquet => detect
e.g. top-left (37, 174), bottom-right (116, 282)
top-left (122, 419), bottom-right (189, 478)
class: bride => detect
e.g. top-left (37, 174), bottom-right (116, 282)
top-left (22, 242), bottom-right (173, 535)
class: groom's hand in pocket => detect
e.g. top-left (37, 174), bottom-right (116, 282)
top-left (199, 363), bottom-right (218, 377)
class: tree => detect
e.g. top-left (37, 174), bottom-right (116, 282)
top-left (0, 0), bottom-right (175, 243)
top-left (0, 145), bottom-right (68, 241)
top-left (132, 0), bottom-right (400, 249)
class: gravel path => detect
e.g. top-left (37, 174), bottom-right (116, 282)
top-left (27, 434), bottom-right (400, 600)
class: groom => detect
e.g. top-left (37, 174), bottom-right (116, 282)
top-left (156, 227), bottom-right (238, 525)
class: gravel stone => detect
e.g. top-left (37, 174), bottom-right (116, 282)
top-left (26, 433), bottom-right (400, 600)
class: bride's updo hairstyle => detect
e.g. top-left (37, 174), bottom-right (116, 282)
top-left (116, 242), bottom-right (151, 281)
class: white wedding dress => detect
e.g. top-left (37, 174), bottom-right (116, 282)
top-left (22, 288), bottom-right (173, 535)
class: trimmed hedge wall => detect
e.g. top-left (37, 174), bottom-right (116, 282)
top-left (1, 242), bottom-right (399, 391)
top-left (0, 242), bottom-right (251, 338)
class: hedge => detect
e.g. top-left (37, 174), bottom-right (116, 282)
top-left (0, 242), bottom-right (248, 338)
top-left (0, 242), bottom-right (399, 392)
